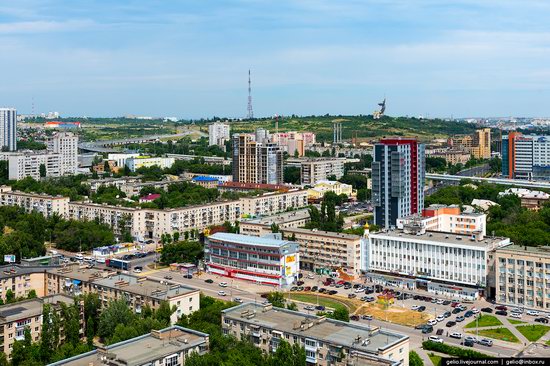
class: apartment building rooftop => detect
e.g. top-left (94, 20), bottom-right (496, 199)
top-left (281, 227), bottom-right (362, 240)
top-left (496, 244), bottom-right (550, 256)
top-left (243, 208), bottom-right (310, 225)
top-left (0, 186), bottom-right (68, 200)
top-left (0, 265), bottom-right (48, 280)
top-left (223, 303), bottom-right (407, 355)
top-left (0, 294), bottom-right (74, 323)
top-left (47, 265), bottom-right (198, 300)
top-left (48, 326), bottom-right (209, 366)
top-left (370, 229), bottom-right (509, 248)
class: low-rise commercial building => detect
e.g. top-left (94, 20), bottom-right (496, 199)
top-left (368, 229), bottom-right (510, 299)
top-left (46, 265), bottom-right (200, 323)
top-left (126, 156), bottom-right (175, 172)
top-left (494, 245), bottom-right (550, 311)
top-left (0, 294), bottom-right (83, 359)
top-left (48, 325), bottom-right (209, 366)
top-left (222, 303), bottom-right (409, 366)
top-left (205, 232), bottom-right (299, 286)
top-left (287, 158), bottom-right (345, 185)
top-left (396, 204), bottom-right (486, 237)
top-left (191, 176), bottom-right (220, 189)
top-left (307, 180), bottom-right (355, 201)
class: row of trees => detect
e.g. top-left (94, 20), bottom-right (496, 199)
top-left (0, 206), bottom-right (115, 260)
top-left (160, 240), bottom-right (204, 265)
top-left (306, 192), bottom-right (346, 232)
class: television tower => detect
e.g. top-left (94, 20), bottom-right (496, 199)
top-left (247, 69), bottom-right (254, 120)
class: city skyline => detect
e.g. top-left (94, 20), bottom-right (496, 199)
top-left (1, 1), bottom-right (550, 118)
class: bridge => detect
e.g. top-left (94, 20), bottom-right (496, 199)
top-left (79, 131), bottom-right (207, 153)
top-left (426, 173), bottom-right (550, 190)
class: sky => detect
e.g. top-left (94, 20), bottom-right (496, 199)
top-left (0, 0), bottom-right (549, 119)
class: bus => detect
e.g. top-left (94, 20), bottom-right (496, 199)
top-left (105, 258), bottom-right (130, 271)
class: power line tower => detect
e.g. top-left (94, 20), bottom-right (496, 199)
top-left (247, 69), bottom-right (254, 120)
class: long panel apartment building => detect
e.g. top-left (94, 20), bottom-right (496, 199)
top-left (0, 294), bottom-right (83, 359)
top-left (367, 228), bottom-right (510, 299)
top-left (502, 133), bottom-right (550, 180)
top-left (222, 303), bottom-right (409, 366)
top-left (494, 245), bottom-right (550, 311)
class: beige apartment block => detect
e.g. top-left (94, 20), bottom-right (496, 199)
top-left (0, 186), bottom-right (70, 218)
top-left (46, 265), bottom-right (200, 323)
top-left (0, 294), bottom-right (83, 359)
top-left (222, 303), bottom-right (409, 366)
top-left (494, 245), bottom-right (550, 311)
top-left (0, 266), bottom-right (48, 301)
top-left (240, 189), bottom-right (308, 217)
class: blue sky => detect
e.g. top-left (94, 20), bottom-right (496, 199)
top-left (0, 0), bottom-right (549, 119)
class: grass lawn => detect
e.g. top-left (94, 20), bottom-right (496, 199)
top-left (428, 353), bottom-right (442, 366)
top-left (508, 319), bottom-right (527, 325)
top-left (464, 315), bottom-right (503, 328)
top-left (467, 328), bottom-right (520, 343)
top-left (516, 325), bottom-right (550, 342)
top-left (287, 293), bottom-right (358, 312)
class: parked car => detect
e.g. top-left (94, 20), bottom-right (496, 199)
top-left (481, 307), bottom-right (493, 313)
top-left (355, 288), bottom-right (365, 293)
top-left (535, 317), bottom-right (549, 324)
top-left (415, 323), bottom-right (427, 330)
top-left (443, 311), bottom-right (451, 318)
top-left (464, 311), bottom-right (474, 318)
top-left (510, 312), bottom-right (522, 319)
top-left (417, 306), bottom-right (426, 312)
top-left (495, 305), bottom-right (507, 311)
top-left (452, 308), bottom-right (462, 314)
top-left (464, 336), bottom-right (478, 343)
top-left (463, 339), bottom-right (475, 347)
top-left (219, 282), bottom-right (228, 287)
top-left (365, 296), bottom-right (375, 302)
top-left (411, 305), bottom-right (421, 311)
top-left (315, 305), bottom-right (325, 311)
top-left (304, 305), bottom-right (315, 311)
top-left (205, 279), bottom-right (214, 284)
top-left (318, 288), bottom-right (327, 293)
top-left (445, 321), bottom-right (456, 327)
top-left (348, 293), bottom-right (356, 299)
top-left (442, 300), bottom-right (451, 306)
top-left (183, 274), bottom-right (193, 279)
top-left (350, 315), bottom-right (360, 321)
top-left (449, 332), bottom-right (462, 339)
top-left (436, 329), bottom-right (444, 336)
top-left (436, 299), bottom-right (444, 305)
top-left (296, 281), bottom-right (304, 286)
top-left (428, 319), bottom-right (438, 326)
top-left (495, 310), bottom-right (508, 316)
top-left (163, 275), bottom-right (173, 280)
top-left (362, 315), bottom-right (373, 321)
top-left (479, 339), bottom-right (493, 347)
top-left (422, 326), bottom-right (433, 334)
top-left (436, 315), bottom-right (445, 322)
top-left (450, 302), bottom-right (460, 308)
top-left (526, 310), bottom-right (540, 316)
top-left (428, 336), bottom-right (443, 343)
top-left (311, 286), bottom-right (318, 292)
top-left (304, 286), bottom-right (311, 291)
top-left (455, 316), bottom-right (465, 322)
top-left (328, 290), bottom-right (338, 295)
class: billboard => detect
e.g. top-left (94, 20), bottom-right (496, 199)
top-left (4, 255), bottom-right (16, 263)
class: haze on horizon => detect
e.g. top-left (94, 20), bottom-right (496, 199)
top-left (0, 0), bottom-right (549, 119)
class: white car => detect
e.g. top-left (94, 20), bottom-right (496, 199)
top-left (472, 308), bottom-right (480, 314)
top-left (411, 305), bottom-right (421, 311)
top-left (449, 332), bottom-right (462, 339)
top-left (428, 319), bottom-right (438, 326)
top-left (355, 288), bottom-right (365, 293)
top-left (307, 274), bottom-right (315, 279)
top-left (436, 315), bottom-right (445, 322)
top-left (436, 299), bottom-right (444, 305)
top-left (464, 336), bottom-right (478, 343)
top-left (233, 297), bottom-right (243, 303)
top-left (95, 257), bottom-right (106, 264)
top-left (510, 312), bottom-right (522, 319)
top-left (526, 310), bottom-right (539, 316)
top-left (219, 282), bottom-right (228, 287)
top-left (428, 336), bottom-right (444, 344)
top-left (218, 291), bottom-right (227, 296)
top-left (304, 305), bottom-right (315, 311)
top-left (133, 268), bottom-right (142, 273)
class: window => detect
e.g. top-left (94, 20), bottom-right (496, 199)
top-left (164, 354), bottom-right (179, 366)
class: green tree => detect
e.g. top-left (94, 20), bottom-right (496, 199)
top-left (86, 316), bottom-right (95, 347)
top-left (331, 306), bottom-right (350, 322)
top-left (270, 223), bottom-right (280, 233)
top-left (409, 350), bottom-right (424, 366)
top-left (266, 292), bottom-right (286, 308)
top-left (39, 304), bottom-right (55, 362)
top-left (287, 302), bottom-right (298, 311)
top-left (155, 301), bottom-right (174, 325)
top-left (160, 241), bottom-right (203, 265)
top-left (283, 166), bottom-right (301, 184)
top-left (98, 299), bottom-right (134, 341)
top-left (5, 289), bottom-right (14, 304)
top-left (39, 163), bottom-right (47, 178)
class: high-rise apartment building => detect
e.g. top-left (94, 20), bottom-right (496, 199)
top-left (48, 131), bottom-right (78, 175)
top-left (449, 128), bottom-right (491, 159)
top-left (208, 122), bottom-right (230, 147)
top-left (232, 133), bottom-right (283, 185)
top-left (372, 138), bottom-right (425, 228)
top-left (502, 133), bottom-right (550, 180)
top-left (0, 108), bottom-right (17, 151)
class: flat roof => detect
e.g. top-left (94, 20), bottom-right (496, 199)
top-left (223, 303), bottom-right (407, 355)
top-left (282, 227), bottom-right (362, 241)
top-left (370, 229), bottom-right (509, 248)
top-left (48, 326), bottom-right (208, 366)
top-left (0, 294), bottom-right (73, 323)
top-left (0, 265), bottom-right (49, 280)
top-left (47, 265), bottom-right (198, 300)
top-left (243, 209), bottom-right (310, 225)
top-left (496, 244), bottom-right (550, 257)
top-left (208, 232), bottom-right (294, 248)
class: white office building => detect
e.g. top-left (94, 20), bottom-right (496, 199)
top-left (208, 122), bottom-right (230, 147)
top-left (367, 228), bottom-right (510, 299)
top-left (0, 108), bottom-right (17, 151)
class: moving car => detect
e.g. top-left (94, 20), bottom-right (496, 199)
top-left (350, 315), bottom-right (359, 321)
top-left (315, 305), bottom-right (325, 311)
top-left (205, 279), bottom-right (214, 283)
top-left (411, 305), bottom-right (421, 311)
top-left (464, 336), bottom-right (478, 343)
top-left (233, 297), bottom-right (243, 303)
top-left (163, 275), bottom-right (173, 280)
top-left (428, 336), bottom-right (443, 343)
top-left (495, 310), bottom-right (508, 316)
top-left (133, 266), bottom-right (143, 273)
top-left (445, 321), bottom-right (456, 327)
top-left (362, 315), bottom-right (373, 321)
top-left (449, 332), bottom-right (462, 339)
top-left (463, 339), bottom-right (475, 347)
top-left (219, 282), bottom-right (228, 287)
top-left (422, 326), bottom-right (433, 334)
top-left (217, 291), bottom-right (226, 296)
top-left (304, 305), bottom-right (315, 311)
top-left (348, 294), bottom-right (356, 299)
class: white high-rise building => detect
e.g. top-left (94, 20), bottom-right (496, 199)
top-left (208, 122), bottom-right (230, 147)
top-left (48, 132), bottom-right (78, 175)
top-left (0, 108), bottom-right (17, 151)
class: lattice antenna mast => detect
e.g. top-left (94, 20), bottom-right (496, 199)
top-left (247, 69), bottom-right (254, 120)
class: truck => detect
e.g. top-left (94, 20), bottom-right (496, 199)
top-left (105, 258), bottom-right (130, 271)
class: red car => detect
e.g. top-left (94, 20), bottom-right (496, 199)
top-left (337, 280), bottom-right (346, 285)
top-left (304, 286), bottom-right (311, 292)
top-left (323, 281), bottom-right (331, 286)
top-left (495, 305), bottom-right (507, 311)
top-left (451, 302), bottom-right (460, 308)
